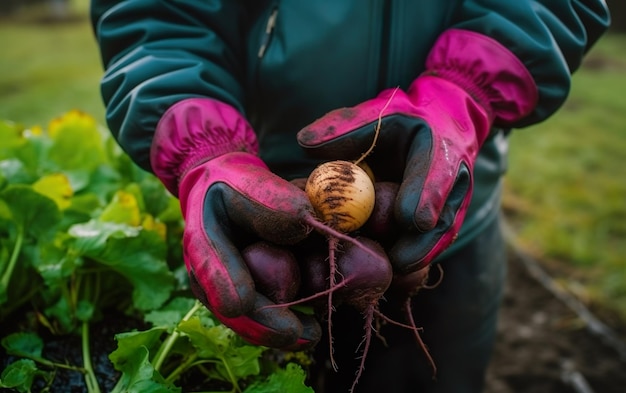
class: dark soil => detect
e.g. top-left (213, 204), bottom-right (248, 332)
top-left (2, 248), bottom-right (625, 392)
top-left (485, 247), bottom-right (626, 393)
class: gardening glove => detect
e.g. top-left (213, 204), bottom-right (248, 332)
top-left (297, 29), bottom-right (538, 274)
top-left (150, 98), bottom-right (321, 349)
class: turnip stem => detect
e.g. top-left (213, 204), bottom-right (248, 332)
top-left (302, 215), bottom-right (386, 266)
top-left (354, 87), bottom-right (399, 166)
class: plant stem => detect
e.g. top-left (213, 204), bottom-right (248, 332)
top-left (24, 354), bottom-right (86, 372)
top-left (153, 300), bottom-right (204, 372)
top-left (0, 227), bottom-right (24, 290)
top-left (82, 321), bottom-right (102, 393)
top-left (163, 353), bottom-right (199, 384)
top-left (217, 354), bottom-right (242, 393)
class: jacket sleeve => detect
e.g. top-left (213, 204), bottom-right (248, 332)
top-left (450, 0), bottom-right (610, 128)
top-left (90, 0), bottom-right (247, 171)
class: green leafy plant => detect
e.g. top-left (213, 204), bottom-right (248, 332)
top-left (0, 111), bottom-right (313, 393)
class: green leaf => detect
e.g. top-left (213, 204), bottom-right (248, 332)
top-left (109, 328), bottom-right (181, 393)
top-left (0, 122), bottom-right (43, 173)
top-left (157, 197), bottom-right (183, 224)
top-left (0, 185), bottom-right (61, 237)
top-left (32, 173), bottom-right (73, 210)
top-left (0, 120), bottom-right (27, 159)
top-left (137, 176), bottom-right (173, 218)
top-left (83, 164), bottom-right (124, 203)
top-left (178, 317), bottom-right (263, 380)
top-left (68, 219), bottom-right (140, 252)
top-left (68, 220), bottom-right (174, 311)
top-left (110, 345), bottom-right (180, 393)
top-left (144, 297), bottom-right (197, 331)
top-left (47, 111), bottom-right (108, 172)
top-left (0, 359), bottom-right (39, 393)
top-left (0, 186), bottom-right (61, 307)
top-left (0, 159), bottom-right (33, 185)
top-left (220, 345), bottom-right (264, 381)
top-left (177, 317), bottom-right (232, 359)
top-left (243, 363), bottom-right (314, 393)
top-left (74, 227), bottom-right (175, 310)
top-left (66, 192), bottom-right (103, 217)
top-left (99, 190), bottom-right (141, 226)
top-left (33, 243), bottom-right (80, 288)
top-left (109, 327), bottom-right (167, 370)
top-left (1, 332), bottom-right (44, 358)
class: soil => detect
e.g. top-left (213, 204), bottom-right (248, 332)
top-left (1, 247), bottom-right (625, 392)
top-left (485, 247), bottom-right (626, 393)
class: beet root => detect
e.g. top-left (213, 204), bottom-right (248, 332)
top-left (334, 237), bottom-right (393, 310)
top-left (389, 265), bottom-right (432, 299)
top-left (242, 241), bottom-right (301, 304)
top-left (361, 181), bottom-right (400, 246)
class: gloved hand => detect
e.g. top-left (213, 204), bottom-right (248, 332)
top-left (297, 29), bottom-right (537, 274)
top-left (150, 98), bottom-right (320, 349)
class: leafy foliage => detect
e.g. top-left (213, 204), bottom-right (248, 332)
top-left (0, 111), bottom-right (313, 393)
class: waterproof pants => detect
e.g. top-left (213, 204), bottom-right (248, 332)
top-left (310, 214), bottom-right (507, 393)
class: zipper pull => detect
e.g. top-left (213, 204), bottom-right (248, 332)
top-left (258, 8), bottom-right (278, 58)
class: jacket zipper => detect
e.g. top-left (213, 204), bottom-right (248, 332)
top-left (258, 7), bottom-right (278, 59)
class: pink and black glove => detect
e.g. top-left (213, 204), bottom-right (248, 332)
top-left (297, 29), bottom-right (538, 274)
top-left (150, 98), bottom-right (320, 349)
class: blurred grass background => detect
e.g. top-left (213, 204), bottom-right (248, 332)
top-left (1, 1), bottom-right (625, 326)
top-left (503, 34), bottom-right (626, 324)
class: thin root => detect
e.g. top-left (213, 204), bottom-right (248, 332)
top-left (422, 264), bottom-right (445, 290)
top-left (403, 297), bottom-right (437, 379)
top-left (350, 307), bottom-right (375, 393)
top-left (327, 236), bottom-right (339, 371)
top-left (354, 86), bottom-right (399, 166)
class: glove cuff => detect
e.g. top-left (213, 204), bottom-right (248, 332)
top-left (150, 98), bottom-right (259, 196)
top-left (424, 29), bottom-right (538, 127)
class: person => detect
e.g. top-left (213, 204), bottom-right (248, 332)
top-left (90, 1), bottom-right (610, 392)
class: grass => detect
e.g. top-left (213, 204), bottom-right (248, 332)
top-left (503, 33), bottom-right (626, 322)
top-left (0, 7), bottom-right (105, 127)
top-left (0, 8), bottom-right (624, 324)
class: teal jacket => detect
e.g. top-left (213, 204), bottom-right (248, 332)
top-left (91, 0), bottom-right (609, 254)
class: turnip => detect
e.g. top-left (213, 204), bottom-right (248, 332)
top-left (305, 160), bottom-right (375, 233)
top-left (242, 241), bottom-right (301, 304)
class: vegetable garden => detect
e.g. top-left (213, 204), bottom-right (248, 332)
top-left (0, 112), bottom-right (314, 392)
